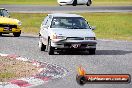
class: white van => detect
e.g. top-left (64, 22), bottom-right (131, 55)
top-left (57, 0), bottom-right (92, 6)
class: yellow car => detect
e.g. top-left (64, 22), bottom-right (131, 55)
top-left (0, 8), bottom-right (21, 37)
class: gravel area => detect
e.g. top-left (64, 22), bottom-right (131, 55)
top-left (0, 55), bottom-right (39, 82)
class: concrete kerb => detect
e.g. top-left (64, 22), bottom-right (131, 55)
top-left (0, 53), bottom-right (68, 88)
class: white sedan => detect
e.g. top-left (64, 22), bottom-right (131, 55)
top-left (57, 0), bottom-right (92, 6)
top-left (39, 13), bottom-right (97, 55)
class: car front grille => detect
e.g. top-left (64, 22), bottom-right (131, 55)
top-left (66, 37), bottom-right (84, 40)
top-left (0, 24), bottom-right (17, 29)
top-left (64, 44), bottom-right (87, 48)
top-left (60, 2), bottom-right (67, 3)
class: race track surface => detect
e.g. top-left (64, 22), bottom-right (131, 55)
top-left (0, 34), bottom-right (132, 88)
top-left (0, 5), bottom-right (132, 13)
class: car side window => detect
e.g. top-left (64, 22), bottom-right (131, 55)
top-left (42, 16), bottom-right (49, 25)
top-left (3, 10), bottom-right (9, 17)
top-left (45, 17), bottom-right (52, 27)
top-left (0, 9), bottom-right (9, 17)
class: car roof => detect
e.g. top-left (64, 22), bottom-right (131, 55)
top-left (0, 8), bottom-right (7, 11)
top-left (48, 13), bottom-right (83, 18)
top-left (0, 8), bottom-right (6, 10)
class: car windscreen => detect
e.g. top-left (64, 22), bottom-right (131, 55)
top-left (50, 17), bottom-right (90, 29)
top-left (0, 9), bottom-right (9, 17)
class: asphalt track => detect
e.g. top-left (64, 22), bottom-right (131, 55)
top-left (0, 5), bottom-right (132, 13)
top-left (0, 34), bottom-right (132, 88)
top-left (0, 4), bottom-right (132, 88)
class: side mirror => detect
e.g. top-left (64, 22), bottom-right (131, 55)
top-left (91, 26), bottom-right (96, 30)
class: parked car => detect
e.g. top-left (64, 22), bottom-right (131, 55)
top-left (39, 13), bottom-right (97, 55)
top-left (0, 8), bottom-right (22, 37)
top-left (57, 0), bottom-right (92, 6)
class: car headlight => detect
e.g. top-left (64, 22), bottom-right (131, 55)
top-left (56, 36), bottom-right (66, 39)
top-left (85, 37), bottom-right (96, 40)
top-left (18, 21), bottom-right (22, 26)
top-left (51, 34), bottom-right (66, 39)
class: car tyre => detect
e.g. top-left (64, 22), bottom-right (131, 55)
top-left (89, 49), bottom-right (96, 55)
top-left (0, 33), bottom-right (2, 36)
top-left (87, 0), bottom-right (92, 6)
top-left (48, 39), bottom-right (54, 55)
top-left (59, 4), bottom-right (62, 6)
top-left (39, 41), bottom-right (46, 51)
top-left (13, 32), bottom-right (21, 37)
top-left (73, 0), bottom-right (77, 6)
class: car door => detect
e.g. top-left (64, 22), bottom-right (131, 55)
top-left (41, 16), bottom-right (52, 45)
top-left (40, 16), bottom-right (49, 45)
top-left (40, 16), bottom-right (48, 36)
top-left (77, 0), bottom-right (88, 4)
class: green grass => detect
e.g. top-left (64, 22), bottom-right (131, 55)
top-left (0, 0), bottom-right (132, 5)
top-left (0, 73), bottom-right (16, 79)
top-left (80, 13), bottom-right (132, 41)
top-left (94, 0), bottom-right (132, 6)
top-left (11, 13), bottom-right (47, 34)
top-left (10, 13), bottom-right (132, 41)
top-left (0, 0), bottom-right (57, 5)
top-left (95, 0), bottom-right (131, 1)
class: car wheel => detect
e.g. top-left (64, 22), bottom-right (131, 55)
top-left (73, 0), bottom-right (77, 6)
top-left (0, 33), bottom-right (2, 36)
top-left (48, 40), bottom-right (54, 55)
top-left (76, 75), bottom-right (86, 85)
top-left (59, 4), bottom-right (62, 6)
top-left (13, 32), bottom-right (21, 37)
top-left (87, 0), bottom-right (92, 6)
top-left (39, 40), bottom-right (46, 51)
top-left (89, 49), bottom-right (96, 55)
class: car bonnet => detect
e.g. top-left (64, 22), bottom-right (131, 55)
top-left (51, 28), bottom-right (96, 37)
top-left (0, 16), bottom-right (20, 25)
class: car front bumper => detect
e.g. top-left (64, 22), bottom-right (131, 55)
top-left (58, 0), bottom-right (74, 5)
top-left (51, 39), bottom-right (97, 49)
top-left (0, 27), bottom-right (21, 33)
